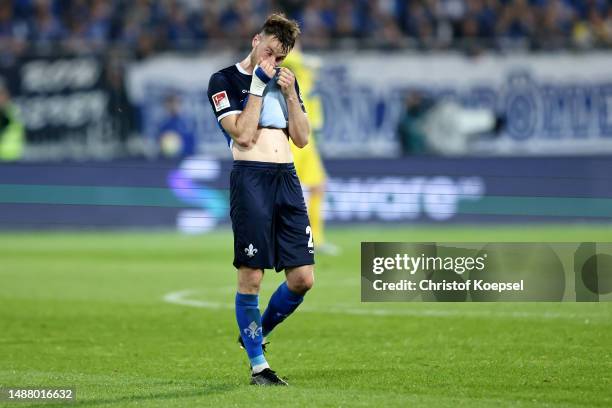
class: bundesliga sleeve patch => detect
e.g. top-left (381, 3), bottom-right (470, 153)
top-left (212, 91), bottom-right (230, 112)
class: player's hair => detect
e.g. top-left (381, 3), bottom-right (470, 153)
top-left (260, 13), bottom-right (301, 53)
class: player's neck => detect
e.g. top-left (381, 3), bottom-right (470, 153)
top-left (238, 55), bottom-right (254, 75)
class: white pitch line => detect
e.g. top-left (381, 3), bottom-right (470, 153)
top-left (162, 289), bottom-right (610, 321)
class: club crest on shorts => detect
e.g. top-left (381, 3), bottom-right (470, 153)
top-left (244, 321), bottom-right (262, 339)
top-left (244, 243), bottom-right (258, 257)
top-left (212, 90), bottom-right (230, 112)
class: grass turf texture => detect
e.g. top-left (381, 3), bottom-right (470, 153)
top-left (1, 225), bottom-right (611, 407)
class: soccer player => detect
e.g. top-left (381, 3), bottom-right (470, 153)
top-left (0, 78), bottom-right (24, 161)
top-left (207, 14), bottom-right (314, 386)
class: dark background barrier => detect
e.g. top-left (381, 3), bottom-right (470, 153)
top-left (1, 156), bottom-right (611, 230)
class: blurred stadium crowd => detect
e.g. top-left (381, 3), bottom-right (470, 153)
top-left (0, 0), bottom-right (611, 61)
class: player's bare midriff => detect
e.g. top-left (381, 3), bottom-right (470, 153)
top-left (231, 127), bottom-right (294, 163)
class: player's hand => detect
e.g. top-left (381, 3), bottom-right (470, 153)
top-left (277, 67), bottom-right (297, 98)
top-left (250, 59), bottom-right (276, 96)
top-left (258, 59), bottom-right (276, 79)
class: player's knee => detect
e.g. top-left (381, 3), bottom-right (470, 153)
top-left (301, 273), bottom-right (315, 292)
top-left (288, 271), bottom-right (314, 294)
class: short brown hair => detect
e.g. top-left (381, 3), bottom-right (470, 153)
top-left (260, 13), bottom-right (301, 53)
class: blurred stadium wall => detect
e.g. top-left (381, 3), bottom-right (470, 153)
top-left (4, 52), bottom-right (611, 160)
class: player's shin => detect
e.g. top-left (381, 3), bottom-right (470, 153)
top-left (261, 282), bottom-right (304, 337)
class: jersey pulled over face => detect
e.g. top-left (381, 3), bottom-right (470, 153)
top-left (207, 63), bottom-right (306, 148)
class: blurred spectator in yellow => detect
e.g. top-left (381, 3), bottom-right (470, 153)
top-left (284, 42), bottom-right (339, 255)
top-left (0, 77), bottom-right (24, 161)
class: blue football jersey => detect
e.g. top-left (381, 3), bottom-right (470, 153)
top-left (207, 63), bottom-right (305, 147)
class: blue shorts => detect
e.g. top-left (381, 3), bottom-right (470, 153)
top-left (230, 160), bottom-right (315, 272)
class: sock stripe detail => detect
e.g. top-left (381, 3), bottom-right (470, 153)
top-left (250, 354), bottom-right (267, 367)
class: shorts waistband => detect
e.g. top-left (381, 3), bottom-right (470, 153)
top-left (233, 160), bottom-right (295, 171)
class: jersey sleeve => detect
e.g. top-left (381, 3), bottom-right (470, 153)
top-left (207, 72), bottom-right (242, 122)
top-left (294, 79), bottom-right (306, 114)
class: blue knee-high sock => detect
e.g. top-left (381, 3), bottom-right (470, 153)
top-left (235, 293), bottom-right (267, 369)
top-left (262, 282), bottom-right (304, 337)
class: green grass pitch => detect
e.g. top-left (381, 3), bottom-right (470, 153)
top-left (1, 225), bottom-right (611, 407)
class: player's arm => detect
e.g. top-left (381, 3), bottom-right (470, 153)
top-left (208, 61), bottom-right (276, 149)
top-left (220, 95), bottom-right (262, 149)
top-left (278, 67), bottom-right (310, 148)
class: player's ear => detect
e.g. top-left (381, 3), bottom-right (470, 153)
top-left (252, 34), bottom-right (261, 49)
